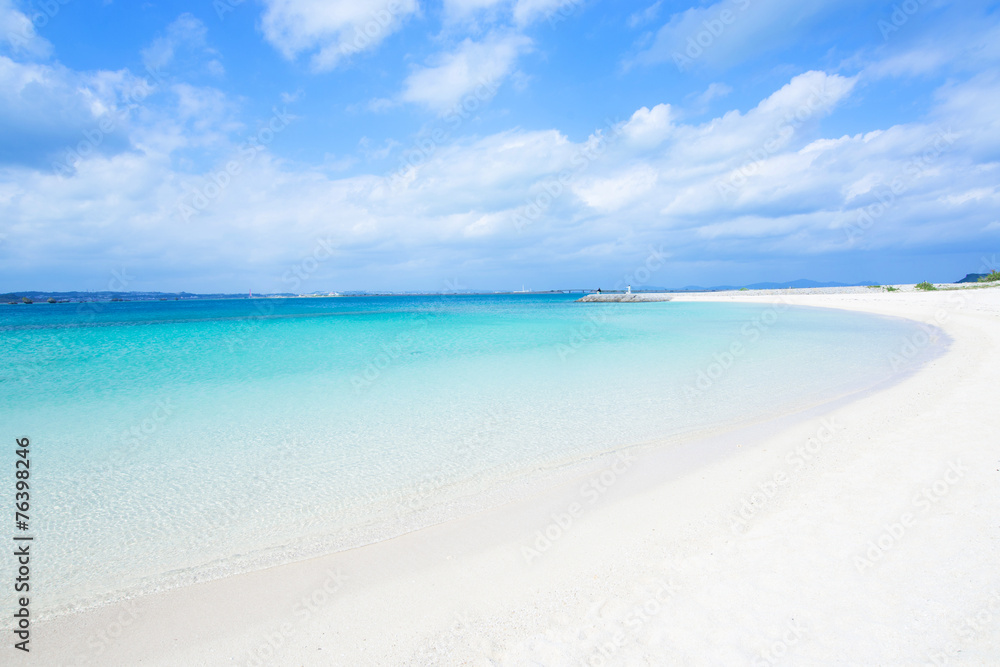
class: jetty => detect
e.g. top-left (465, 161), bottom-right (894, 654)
top-left (576, 293), bottom-right (673, 302)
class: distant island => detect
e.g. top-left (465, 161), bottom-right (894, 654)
top-left (4, 274), bottom-right (997, 304)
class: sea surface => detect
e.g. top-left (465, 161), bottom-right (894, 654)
top-left (0, 294), bottom-right (940, 616)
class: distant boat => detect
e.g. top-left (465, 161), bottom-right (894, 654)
top-left (249, 289), bottom-right (253, 298)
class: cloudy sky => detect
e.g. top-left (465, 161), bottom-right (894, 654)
top-left (1, 0), bottom-right (998, 293)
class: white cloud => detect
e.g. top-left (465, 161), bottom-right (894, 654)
top-left (142, 14), bottom-right (211, 73)
top-left (622, 103), bottom-right (673, 147)
top-left (633, 0), bottom-right (851, 70)
top-left (574, 166), bottom-right (659, 212)
top-left (0, 0), bottom-right (52, 59)
top-left (400, 32), bottom-right (531, 113)
top-left (442, 0), bottom-right (507, 23)
top-left (259, 0), bottom-right (419, 71)
top-left (0, 56), bottom-right (141, 167)
top-left (628, 1), bottom-right (662, 29)
top-left (441, 0), bottom-right (576, 26)
top-left (690, 82), bottom-right (732, 108)
top-left (862, 18), bottom-right (1000, 81)
top-left (4, 65), bottom-right (1000, 290)
top-left (511, 0), bottom-right (571, 26)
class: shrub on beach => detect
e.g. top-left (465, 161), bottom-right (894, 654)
top-left (915, 282), bottom-right (937, 291)
top-left (978, 270), bottom-right (1000, 282)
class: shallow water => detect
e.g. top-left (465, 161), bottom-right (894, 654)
top-left (0, 294), bottom-right (932, 615)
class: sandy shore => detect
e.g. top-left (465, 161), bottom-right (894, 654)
top-left (35, 287), bottom-right (1000, 666)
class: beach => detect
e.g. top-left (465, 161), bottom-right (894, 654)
top-left (33, 286), bottom-right (1000, 666)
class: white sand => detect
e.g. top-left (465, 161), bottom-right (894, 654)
top-left (35, 288), bottom-right (1000, 666)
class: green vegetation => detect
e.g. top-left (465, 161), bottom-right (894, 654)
top-left (915, 281), bottom-right (937, 291)
top-left (978, 270), bottom-right (1000, 283)
top-left (739, 287), bottom-right (749, 291)
top-left (21, 296), bottom-right (32, 304)
top-left (885, 286), bottom-right (900, 292)
top-left (866, 285), bottom-right (881, 289)
top-left (47, 297), bottom-right (56, 303)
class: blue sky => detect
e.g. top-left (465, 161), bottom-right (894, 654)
top-left (1, 0), bottom-right (999, 293)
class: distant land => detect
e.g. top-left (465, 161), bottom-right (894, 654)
top-left (956, 273), bottom-right (988, 283)
top-left (0, 276), bottom-right (987, 303)
top-left (647, 278), bottom-right (875, 292)
top-left (0, 290), bottom-right (295, 304)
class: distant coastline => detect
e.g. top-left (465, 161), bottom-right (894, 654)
top-left (3, 276), bottom-right (996, 304)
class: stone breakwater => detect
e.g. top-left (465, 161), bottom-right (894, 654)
top-left (577, 293), bottom-right (674, 302)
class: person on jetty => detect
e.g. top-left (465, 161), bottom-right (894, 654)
top-left (626, 285), bottom-right (631, 294)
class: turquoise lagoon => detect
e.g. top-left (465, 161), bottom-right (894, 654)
top-left (0, 294), bottom-right (939, 616)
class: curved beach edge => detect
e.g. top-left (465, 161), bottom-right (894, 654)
top-left (34, 286), bottom-right (1000, 666)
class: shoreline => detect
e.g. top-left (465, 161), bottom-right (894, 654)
top-left (30, 307), bottom-right (918, 624)
top-left (34, 288), bottom-right (1000, 665)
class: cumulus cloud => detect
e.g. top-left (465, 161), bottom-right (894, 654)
top-left (621, 103), bottom-right (673, 147)
top-left (259, 0), bottom-right (419, 71)
top-left (2, 55), bottom-right (999, 290)
top-left (442, 0), bottom-right (577, 26)
top-left (400, 32), bottom-right (531, 113)
top-left (142, 14), bottom-right (212, 73)
top-left (0, 0), bottom-right (52, 60)
top-left (511, 0), bottom-right (573, 26)
top-left (0, 57), bottom-right (140, 168)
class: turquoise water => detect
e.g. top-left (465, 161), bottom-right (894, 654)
top-left (0, 295), bottom-right (935, 616)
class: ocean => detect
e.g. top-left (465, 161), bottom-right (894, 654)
top-left (0, 294), bottom-right (939, 616)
